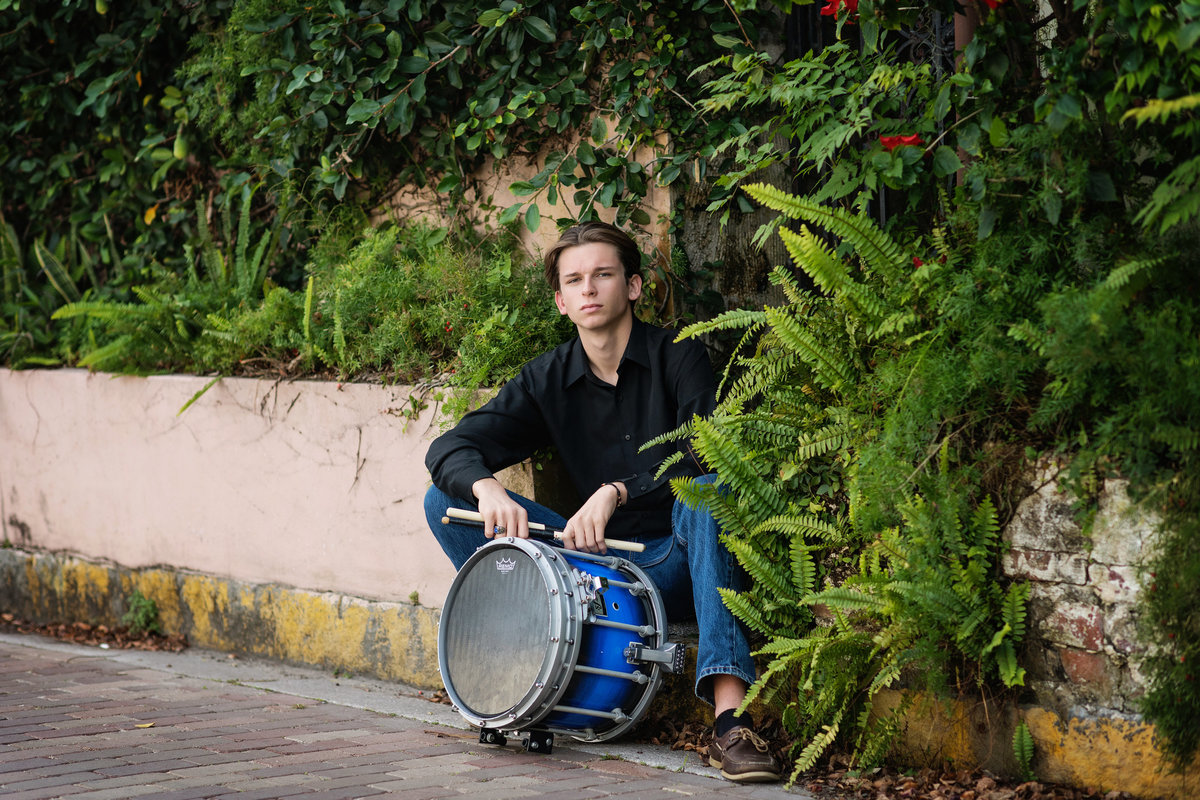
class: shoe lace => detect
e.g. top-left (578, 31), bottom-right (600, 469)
top-left (728, 727), bottom-right (770, 753)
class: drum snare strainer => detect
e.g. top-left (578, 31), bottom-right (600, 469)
top-left (437, 537), bottom-right (682, 752)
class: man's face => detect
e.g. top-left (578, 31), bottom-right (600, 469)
top-left (554, 242), bottom-right (642, 332)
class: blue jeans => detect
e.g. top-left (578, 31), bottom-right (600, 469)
top-left (423, 476), bottom-right (756, 705)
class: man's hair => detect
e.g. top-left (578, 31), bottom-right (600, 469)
top-left (543, 221), bottom-right (642, 291)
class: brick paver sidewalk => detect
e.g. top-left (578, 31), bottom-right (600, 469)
top-left (0, 635), bottom-right (809, 799)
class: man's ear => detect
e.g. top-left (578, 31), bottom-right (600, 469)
top-left (627, 274), bottom-right (643, 303)
top-left (554, 290), bottom-right (568, 315)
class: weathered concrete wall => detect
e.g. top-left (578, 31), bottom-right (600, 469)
top-left (0, 368), bottom-right (457, 607)
top-left (0, 547), bottom-right (442, 687)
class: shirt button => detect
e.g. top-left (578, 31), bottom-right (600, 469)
top-left (624, 434), bottom-right (631, 441)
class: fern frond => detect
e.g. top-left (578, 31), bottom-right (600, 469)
top-left (797, 423), bottom-right (850, 461)
top-left (764, 305), bottom-right (852, 390)
top-left (790, 715), bottom-right (843, 777)
top-left (1121, 93), bottom-right (1200, 125)
top-left (971, 496), bottom-right (1000, 548)
top-left (754, 637), bottom-right (812, 656)
top-left (791, 541), bottom-right (819, 595)
top-left (778, 226), bottom-right (890, 325)
top-left (1012, 720), bottom-right (1036, 781)
top-left (718, 587), bottom-right (770, 634)
top-left (724, 537), bottom-right (793, 599)
top-left (867, 653), bottom-right (904, 695)
top-left (642, 421), bottom-right (697, 452)
top-left (754, 513), bottom-right (844, 543)
top-left (691, 417), bottom-right (788, 518)
top-left (677, 309), bottom-right (768, 341)
top-left (1008, 320), bottom-right (1049, 355)
top-left (1003, 582), bottom-right (1030, 640)
top-left (1104, 256), bottom-right (1164, 290)
top-left (1151, 423), bottom-right (1200, 452)
top-left (743, 182), bottom-right (908, 281)
top-left (995, 639), bottom-right (1025, 687)
top-left (740, 646), bottom-right (804, 710)
top-left (75, 334), bottom-right (134, 369)
top-left (807, 584), bottom-right (889, 614)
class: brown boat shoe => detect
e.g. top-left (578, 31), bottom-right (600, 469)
top-left (707, 725), bottom-right (782, 783)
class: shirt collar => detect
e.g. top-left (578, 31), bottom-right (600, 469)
top-left (564, 317), bottom-right (651, 387)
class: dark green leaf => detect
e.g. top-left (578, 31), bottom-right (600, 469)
top-left (524, 16), bottom-right (555, 43)
top-left (524, 204), bottom-right (541, 232)
top-left (478, 8), bottom-right (505, 26)
top-left (399, 56), bottom-right (429, 73)
top-left (932, 146), bottom-right (963, 178)
top-left (590, 116), bottom-right (607, 144)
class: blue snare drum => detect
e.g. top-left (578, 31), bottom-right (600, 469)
top-left (438, 537), bottom-right (681, 743)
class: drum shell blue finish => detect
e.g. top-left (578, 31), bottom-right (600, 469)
top-left (542, 551), bottom-right (649, 730)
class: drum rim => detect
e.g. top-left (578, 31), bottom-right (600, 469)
top-left (438, 537), bottom-right (582, 730)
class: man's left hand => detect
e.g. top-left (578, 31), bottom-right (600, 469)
top-left (561, 482), bottom-right (624, 553)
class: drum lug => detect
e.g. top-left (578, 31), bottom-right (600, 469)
top-left (522, 729), bottom-right (554, 754)
top-left (479, 728), bottom-right (508, 747)
top-left (624, 641), bottom-right (685, 674)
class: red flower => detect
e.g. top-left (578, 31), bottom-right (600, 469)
top-left (880, 134), bottom-right (925, 152)
top-left (981, 0), bottom-right (1004, 8)
top-left (819, 0), bottom-right (858, 19)
top-left (912, 256), bottom-right (924, 268)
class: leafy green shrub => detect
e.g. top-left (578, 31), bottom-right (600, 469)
top-left (179, 0), bottom-right (762, 231)
top-left (1, 1), bottom-right (232, 336)
top-left (50, 185), bottom-right (283, 373)
top-left (121, 590), bottom-right (163, 637)
top-left (659, 188), bottom-right (1031, 779)
top-left (684, 0), bottom-right (1200, 774)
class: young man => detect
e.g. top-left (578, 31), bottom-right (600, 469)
top-left (423, 221), bottom-right (781, 783)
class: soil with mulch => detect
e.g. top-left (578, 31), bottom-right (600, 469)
top-left (2, 616), bottom-right (1139, 800)
top-left (630, 711), bottom-right (1137, 800)
top-left (0, 613), bottom-right (189, 653)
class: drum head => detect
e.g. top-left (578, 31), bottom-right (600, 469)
top-left (441, 543), bottom-right (556, 718)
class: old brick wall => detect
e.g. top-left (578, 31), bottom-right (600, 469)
top-left (1002, 470), bottom-right (1158, 719)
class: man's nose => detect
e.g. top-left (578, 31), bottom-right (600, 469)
top-left (582, 278), bottom-right (596, 294)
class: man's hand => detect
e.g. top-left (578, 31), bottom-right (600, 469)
top-left (472, 478), bottom-right (529, 540)
top-left (561, 482), bottom-right (624, 554)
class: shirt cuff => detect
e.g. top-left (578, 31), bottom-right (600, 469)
top-left (619, 472), bottom-right (656, 500)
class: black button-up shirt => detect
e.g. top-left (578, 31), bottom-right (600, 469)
top-left (425, 318), bottom-right (717, 539)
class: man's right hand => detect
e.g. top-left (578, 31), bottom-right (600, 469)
top-left (472, 477), bottom-right (529, 540)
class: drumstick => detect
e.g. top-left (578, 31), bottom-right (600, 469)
top-left (442, 507), bottom-right (646, 553)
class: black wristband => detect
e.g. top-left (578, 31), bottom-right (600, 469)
top-left (602, 482), bottom-right (623, 508)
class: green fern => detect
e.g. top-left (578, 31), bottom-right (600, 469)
top-left (1012, 720), bottom-right (1036, 781)
top-left (742, 182), bottom-right (909, 281)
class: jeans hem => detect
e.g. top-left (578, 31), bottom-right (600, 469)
top-left (693, 666), bottom-right (757, 707)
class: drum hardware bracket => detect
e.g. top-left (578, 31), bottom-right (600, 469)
top-left (522, 729), bottom-right (554, 754)
top-left (479, 728), bottom-right (508, 747)
top-left (624, 641), bottom-right (685, 674)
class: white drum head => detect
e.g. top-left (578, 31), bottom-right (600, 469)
top-left (440, 541), bottom-right (572, 722)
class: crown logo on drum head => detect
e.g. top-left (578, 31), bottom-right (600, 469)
top-left (495, 557), bottom-right (517, 574)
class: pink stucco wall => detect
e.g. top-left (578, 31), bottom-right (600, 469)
top-left (0, 369), bottom-right (458, 606)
